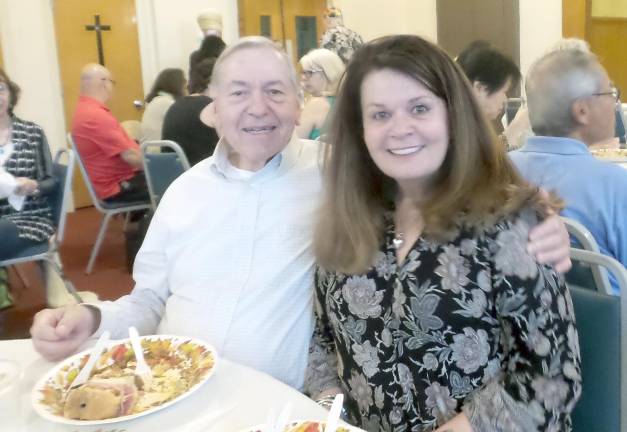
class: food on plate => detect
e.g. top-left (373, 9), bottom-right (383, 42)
top-left (250, 421), bottom-right (356, 432)
top-left (38, 338), bottom-right (215, 421)
top-left (63, 376), bottom-right (138, 420)
top-left (591, 148), bottom-right (627, 159)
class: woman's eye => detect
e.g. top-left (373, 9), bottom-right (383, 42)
top-left (372, 111), bottom-right (389, 120)
top-left (412, 104), bottom-right (429, 114)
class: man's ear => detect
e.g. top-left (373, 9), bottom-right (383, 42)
top-left (472, 81), bottom-right (488, 96)
top-left (571, 98), bottom-right (590, 126)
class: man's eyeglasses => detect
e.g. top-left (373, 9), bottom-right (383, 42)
top-left (592, 85), bottom-right (620, 103)
top-left (0, 83), bottom-right (8, 93)
top-left (301, 69), bottom-right (323, 78)
top-left (101, 78), bottom-right (116, 86)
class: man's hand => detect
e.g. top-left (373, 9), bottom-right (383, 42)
top-left (30, 305), bottom-right (101, 361)
top-left (120, 149), bottom-right (144, 170)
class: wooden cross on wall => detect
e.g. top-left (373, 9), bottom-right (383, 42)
top-left (85, 14), bottom-right (111, 66)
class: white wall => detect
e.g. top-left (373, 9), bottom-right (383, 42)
top-left (335, 0), bottom-right (437, 42)
top-left (136, 0), bottom-right (239, 95)
top-left (0, 0), bottom-right (66, 156)
top-left (519, 0), bottom-right (562, 79)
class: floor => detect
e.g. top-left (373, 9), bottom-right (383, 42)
top-left (0, 207), bottom-right (134, 340)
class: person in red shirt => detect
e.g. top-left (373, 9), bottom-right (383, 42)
top-left (71, 64), bottom-right (148, 203)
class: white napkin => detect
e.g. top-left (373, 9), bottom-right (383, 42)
top-left (0, 168), bottom-right (25, 210)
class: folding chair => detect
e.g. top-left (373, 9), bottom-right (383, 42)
top-left (68, 134), bottom-right (151, 274)
top-left (562, 217), bottom-right (612, 295)
top-left (140, 140), bottom-right (191, 210)
top-left (0, 149), bottom-right (81, 302)
top-left (568, 248), bottom-right (627, 431)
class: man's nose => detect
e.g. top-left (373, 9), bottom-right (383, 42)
top-left (247, 90), bottom-right (269, 117)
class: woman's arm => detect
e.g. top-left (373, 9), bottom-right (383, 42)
top-left (33, 125), bottom-right (57, 196)
top-left (462, 215), bottom-right (582, 431)
top-left (303, 267), bottom-right (342, 399)
top-left (296, 97), bottom-right (330, 139)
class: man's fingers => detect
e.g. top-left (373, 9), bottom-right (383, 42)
top-left (30, 309), bottom-right (64, 341)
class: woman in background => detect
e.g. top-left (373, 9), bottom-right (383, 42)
top-left (307, 35), bottom-right (581, 431)
top-left (296, 48), bottom-right (345, 141)
top-left (0, 68), bottom-right (57, 309)
top-left (140, 68), bottom-right (186, 142)
top-left (162, 58), bottom-right (220, 166)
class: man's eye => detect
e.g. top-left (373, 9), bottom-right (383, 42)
top-left (230, 90), bottom-right (245, 97)
top-left (268, 89), bottom-right (284, 96)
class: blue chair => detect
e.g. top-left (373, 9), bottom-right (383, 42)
top-left (562, 217), bottom-right (612, 295)
top-left (568, 249), bottom-right (627, 431)
top-left (140, 140), bottom-right (190, 210)
top-left (68, 134), bottom-right (151, 274)
top-left (0, 149), bottom-right (81, 302)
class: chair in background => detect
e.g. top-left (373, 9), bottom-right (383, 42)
top-left (140, 140), bottom-right (191, 210)
top-left (562, 217), bottom-right (612, 295)
top-left (68, 134), bottom-right (151, 274)
top-left (0, 149), bottom-right (81, 302)
top-left (568, 248), bottom-right (627, 432)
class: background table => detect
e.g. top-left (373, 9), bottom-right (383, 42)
top-left (2, 338), bottom-right (330, 432)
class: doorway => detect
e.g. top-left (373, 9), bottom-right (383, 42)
top-left (238, 0), bottom-right (327, 64)
top-left (53, 0), bottom-right (145, 207)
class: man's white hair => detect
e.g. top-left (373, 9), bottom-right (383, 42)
top-left (210, 36), bottom-right (303, 103)
top-left (526, 49), bottom-right (605, 137)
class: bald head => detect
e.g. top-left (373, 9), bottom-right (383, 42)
top-left (80, 63), bottom-right (114, 103)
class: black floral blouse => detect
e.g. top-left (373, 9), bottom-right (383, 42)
top-left (306, 211), bottom-right (582, 432)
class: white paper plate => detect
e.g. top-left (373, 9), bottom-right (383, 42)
top-left (32, 335), bottom-right (218, 426)
top-left (241, 420), bottom-right (366, 432)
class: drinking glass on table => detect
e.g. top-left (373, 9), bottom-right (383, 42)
top-left (0, 359), bottom-right (21, 419)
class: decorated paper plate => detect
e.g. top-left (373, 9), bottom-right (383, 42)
top-left (242, 420), bottom-right (366, 432)
top-left (32, 335), bottom-right (217, 426)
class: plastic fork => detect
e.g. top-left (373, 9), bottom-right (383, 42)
top-left (128, 326), bottom-right (153, 390)
top-left (69, 330), bottom-right (110, 389)
top-left (324, 394), bottom-right (344, 432)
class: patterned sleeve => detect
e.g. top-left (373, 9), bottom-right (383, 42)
top-left (303, 266), bottom-right (342, 398)
top-left (33, 123), bottom-right (57, 196)
top-left (462, 214), bottom-right (582, 431)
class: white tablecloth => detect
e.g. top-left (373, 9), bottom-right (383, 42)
top-left (1, 339), bottom-right (330, 432)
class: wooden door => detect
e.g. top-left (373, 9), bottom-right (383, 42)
top-left (53, 0), bottom-right (144, 208)
top-left (238, 0), bottom-right (327, 64)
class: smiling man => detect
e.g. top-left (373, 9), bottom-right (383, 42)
top-left (31, 37), bottom-right (322, 390)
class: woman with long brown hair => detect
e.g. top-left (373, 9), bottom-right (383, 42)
top-left (308, 35), bottom-right (581, 431)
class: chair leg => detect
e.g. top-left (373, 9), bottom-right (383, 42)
top-left (44, 254), bottom-right (82, 304)
top-left (11, 265), bottom-right (30, 288)
top-left (86, 213), bottom-right (113, 274)
top-left (123, 212), bottom-right (131, 231)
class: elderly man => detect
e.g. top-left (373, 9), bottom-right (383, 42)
top-left (32, 37), bottom-right (572, 391)
top-left (510, 49), bottom-right (627, 292)
top-left (72, 64), bottom-right (148, 203)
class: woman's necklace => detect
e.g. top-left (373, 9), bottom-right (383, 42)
top-left (392, 231), bottom-right (404, 249)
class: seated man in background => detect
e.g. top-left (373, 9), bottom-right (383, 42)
top-left (71, 64), bottom-right (148, 204)
top-left (31, 37), bottom-right (573, 392)
top-left (510, 49), bottom-right (627, 292)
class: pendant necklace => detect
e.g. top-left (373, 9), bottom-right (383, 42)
top-left (392, 231), bottom-right (404, 250)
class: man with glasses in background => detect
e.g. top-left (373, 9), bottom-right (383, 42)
top-left (71, 63), bottom-right (148, 204)
top-left (510, 49), bottom-right (627, 293)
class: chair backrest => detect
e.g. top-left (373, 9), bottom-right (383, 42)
top-left (568, 249), bottom-right (627, 432)
top-left (140, 140), bottom-right (191, 209)
top-left (616, 102), bottom-right (626, 145)
top-left (562, 217), bottom-right (612, 295)
top-left (49, 149), bottom-right (75, 244)
top-left (67, 133), bottom-right (108, 212)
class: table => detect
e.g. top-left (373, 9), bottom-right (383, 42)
top-left (1, 339), bottom-right (330, 432)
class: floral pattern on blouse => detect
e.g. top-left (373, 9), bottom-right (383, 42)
top-left (306, 211), bottom-right (582, 432)
top-left (320, 26), bottom-right (364, 64)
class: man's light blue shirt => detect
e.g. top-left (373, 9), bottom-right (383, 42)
top-left (509, 136), bottom-right (627, 293)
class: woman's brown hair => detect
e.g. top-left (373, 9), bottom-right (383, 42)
top-left (314, 35), bottom-right (554, 274)
top-left (0, 68), bottom-right (21, 116)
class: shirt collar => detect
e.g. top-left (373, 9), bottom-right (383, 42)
top-left (209, 133), bottom-right (302, 183)
top-left (520, 136), bottom-right (591, 156)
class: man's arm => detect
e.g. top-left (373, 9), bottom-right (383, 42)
top-left (120, 148), bottom-right (144, 170)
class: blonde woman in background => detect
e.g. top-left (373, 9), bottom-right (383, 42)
top-left (296, 48), bottom-right (345, 141)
